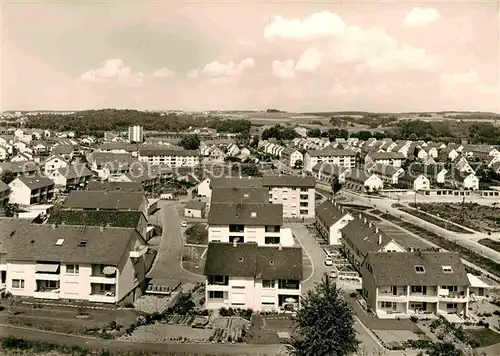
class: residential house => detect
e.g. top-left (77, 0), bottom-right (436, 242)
top-left (63, 190), bottom-right (148, 217)
top-left (344, 169), bottom-right (384, 192)
top-left (0, 135), bottom-right (14, 146)
top-left (10, 152), bottom-right (32, 162)
top-left (14, 129), bottom-right (32, 143)
top-left (368, 163), bottom-right (404, 185)
top-left (0, 161), bottom-right (39, 178)
top-left (44, 155), bottom-right (69, 174)
top-left (421, 156), bottom-right (437, 166)
top-left (116, 170), bottom-right (158, 191)
top-left (0, 146), bottom-right (8, 161)
top-left (49, 164), bottom-right (93, 191)
top-left (205, 146), bottom-right (226, 162)
top-left (281, 148), bottom-right (303, 168)
top-left (226, 143), bottom-right (240, 157)
top-left (98, 143), bottom-right (139, 155)
top-left (340, 215), bottom-right (405, 270)
top-left (210, 187), bottom-right (269, 205)
top-left (204, 242), bottom-right (302, 311)
top-left (0, 181), bottom-right (11, 205)
top-left (138, 148), bottom-right (200, 167)
top-left (51, 145), bottom-right (75, 160)
top-left (407, 163), bottom-right (448, 185)
top-left (312, 163), bottom-right (350, 184)
top-left (303, 149), bottom-right (356, 172)
top-left (2, 220), bottom-right (149, 304)
top-left (397, 173), bottom-right (430, 191)
top-left (463, 145), bottom-right (499, 161)
top-left (207, 202), bottom-right (293, 246)
top-left (184, 200), bottom-right (207, 218)
top-left (445, 171), bottom-right (479, 190)
top-left (365, 152), bottom-right (405, 167)
top-left (87, 152), bottom-right (138, 180)
top-left (13, 141), bottom-right (27, 152)
top-left (315, 200), bottom-right (353, 245)
top-left (456, 157), bottom-right (474, 173)
top-left (9, 176), bottom-right (55, 206)
top-left (360, 252), bottom-right (470, 319)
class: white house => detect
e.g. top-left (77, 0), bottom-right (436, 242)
top-left (344, 169), bottom-right (384, 192)
top-left (281, 148), bottom-right (303, 168)
top-left (303, 149), bottom-right (356, 172)
top-left (398, 173), bottom-right (430, 191)
top-left (184, 200), bottom-right (207, 218)
top-left (2, 220), bottom-right (149, 304)
top-left (312, 163), bottom-right (350, 184)
top-left (0, 146), bottom-right (8, 161)
top-left (138, 148), bottom-right (199, 167)
top-left (14, 129), bottom-right (32, 143)
top-left (368, 163), bottom-right (404, 185)
top-left (204, 242), bottom-right (302, 311)
top-left (446, 171), bottom-right (479, 190)
top-left (10, 152), bottom-right (32, 162)
top-left (361, 251), bottom-right (470, 319)
top-left (207, 202), bottom-right (296, 247)
top-left (456, 157), bottom-right (473, 173)
top-left (49, 164), bottom-right (93, 191)
top-left (9, 175), bottom-right (55, 206)
top-left (365, 152), bottom-right (405, 167)
top-left (44, 155), bottom-right (69, 174)
top-left (315, 200), bottom-right (354, 245)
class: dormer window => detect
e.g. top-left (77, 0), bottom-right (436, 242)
top-left (442, 265), bottom-right (453, 273)
top-left (414, 265), bottom-right (425, 273)
top-left (55, 239), bottom-right (65, 246)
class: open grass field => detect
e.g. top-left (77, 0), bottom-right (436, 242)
top-left (218, 111), bottom-right (331, 126)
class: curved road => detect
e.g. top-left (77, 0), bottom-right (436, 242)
top-left (147, 201), bottom-right (204, 283)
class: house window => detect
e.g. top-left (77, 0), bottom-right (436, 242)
top-left (66, 264), bottom-right (79, 274)
top-left (442, 266), bottom-right (453, 273)
top-left (442, 286), bottom-right (458, 292)
top-left (265, 225), bottom-right (280, 233)
top-left (446, 303), bottom-right (457, 309)
top-left (99, 284), bottom-right (113, 292)
top-left (209, 291), bottom-right (224, 299)
top-left (265, 236), bottom-right (280, 244)
top-left (381, 301), bottom-right (392, 308)
top-left (229, 225), bottom-right (244, 233)
top-left (411, 286), bottom-right (423, 293)
top-left (12, 279), bottom-right (24, 289)
top-left (208, 275), bottom-right (228, 285)
top-left (262, 301), bottom-right (275, 305)
top-left (262, 280), bottom-right (275, 288)
top-left (414, 265), bottom-right (425, 273)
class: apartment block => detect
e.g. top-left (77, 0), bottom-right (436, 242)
top-left (2, 220), bottom-right (149, 304)
top-left (138, 148), bottom-right (199, 167)
top-left (9, 176), bottom-right (55, 206)
top-left (360, 252), bottom-right (470, 320)
top-left (303, 149), bottom-right (356, 172)
top-left (204, 242), bottom-right (302, 311)
top-left (315, 200), bottom-right (353, 245)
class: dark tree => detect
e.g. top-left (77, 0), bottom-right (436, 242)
top-left (308, 128), bottom-right (322, 138)
top-left (241, 163), bottom-right (261, 177)
top-left (426, 342), bottom-right (461, 356)
top-left (178, 135), bottom-right (200, 150)
top-left (332, 177), bottom-right (342, 195)
top-left (286, 274), bottom-right (358, 356)
top-left (0, 170), bottom-right (16, 184)
top-left (293, 160), bottom-right (303, 169)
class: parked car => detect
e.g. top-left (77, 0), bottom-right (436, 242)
top-left (324, 257), bottom-right (333, 266)
top-left (181, 221), bottom-right (187, 227)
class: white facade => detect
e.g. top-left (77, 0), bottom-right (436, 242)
top-left (463, 174), bottom-right (479, 190)
top-left (196, 178), bottom-right (211, 197)
top-left (304, 151), bottom-right (356, 172)
top-left (128, 126), bottom-right (144, 143)
top-left (413, 175), bottom-right (430, 191)
top-left (205, 276), bottom-right (300, 311)
top-left (269, 186), bottom-right (315, 219)
top-left (138, 151), bottom-right (199, 167)
top-left (44, 156), bottom-right (68, 174)
top-left (208, 226), bottom-right (294, 247)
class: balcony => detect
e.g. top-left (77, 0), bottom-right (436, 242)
top-left (378, 291), bottom-right (407, 301)
top-left (89, 294), bottom-right (116, 303)
top-left (130, 245), bottom-right (148, 258)
top-left (438, 289), bottom-right (467, 301)
top-left (90, 275), bottom-right (116, 284)
top-left (35, 273), bottom-right (60, 281)
top-left (34, 290), bottom-right (60, 300)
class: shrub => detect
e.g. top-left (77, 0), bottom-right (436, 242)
top-left (410, 316), bottom-right (418, 323)
top-left (349, 292), bottom-right (357, 298)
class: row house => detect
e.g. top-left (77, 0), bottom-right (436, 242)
top-left (138, 148), bottom-right (200, 167)
top-left (0, 161), bottom-right (39, 178)
top-left (281, 148), bottom-right (303, 168)
top-left (258, 141), bottom-right (284, 158)
top-left (205, 176), bottom-right (316, 219)
top-left (344, 169), bottom-right (384, 193)
top-left (315, 200), bottom-right (353, 245)
top-left (87, 152), bottom-right (138, 180)
top-left (9, 175), bottom-right (55, 206)
top-left (204, 242), bottom-right (302, 312)
top-left (365, 152), bottom-right (405, 167)
top-left (2, 220), bottom-right (149, 304)
top-left (49, 164), bottom-right (93, 191)
top-left (368, 163), bottom-right (404, 185)
top-left (208, 202), bottom-right (293, 246)
top-left (303, 149), bottom-right (356, 172)
top-left (312, 163), bottom-right (350, 184)
top-left (462, 145), bottom-right (499, 161)
top-left (361, 251), bottom-right (470, 320)
top-left (226, 143), bottom-right (240, 157)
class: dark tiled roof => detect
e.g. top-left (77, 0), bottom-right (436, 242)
top-left (0, 219), bottom-right (139, 265)
top-left (316, 200), bottom-right (351, 227)
top-left (0, 180), bottom-right (11, 193)
top-left (47, 210), bottom-right (143, 229)
top-left (63, 191), bottom-right (145, 211)
top-left (262, 176), bottom-right (315, 188)
top-left (185, 200), bottom-right (206, 210)
top-left (209, 177), bottom-right (263, 189)
top-left (208, 203), bottom-right (283, 226)
top-left (365, 252), bottom-right (470, 286)
top-left (341, 217), bottom-right (394, 256)
top-left (368, 152), bottom-right (405, 160)
top-left (99, 143), bottom-right (139, 152)
top-left (89, 152), bottom-right (137, 166)
top-left (368, 163), bottom-right (402, 177)
top-left (345, 169), bottom-right (375, 184)
top-left (312, 163), bottom-right (349, 176)
top-left (307, 149), bottom-right (356, 157)
top-left (17, 175), bottom-right (54, 190)
top-left (138, 148), bottom-right (199, 157)
top-left (204, 242), bottom-right (303, 280)
top-left (56, 164), bottom-right (92, 179)
top-left (211, 187), bottom-right (269, 204)
top-left (407, 163), bottom-right (447, 178)
top-left (0, 161), bottom-right (39, 174)
top-left (86, 181), bottom-right (144, 192)
top-left (52, 145), bottom-right (75, 155)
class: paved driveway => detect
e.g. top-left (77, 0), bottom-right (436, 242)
top-left (147, 201), bottom-right (204, 283)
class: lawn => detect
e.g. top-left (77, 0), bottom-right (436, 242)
top-left (396, 206), bottom-right (471, 234)
top-left (185, 223), bottom-right (208, 245)
top-left (377, 211), bottom-right (500, 278)
top-left (478, 239), bottom-right (500, 253)
top-left (465, 328), bottom-right (500, 347)
top-left (412, 203), bottom-right (500, 233)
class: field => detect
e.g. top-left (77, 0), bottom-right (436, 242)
top-left (412, 203), bottom-right (500, 233)
top-left (395, 205), bottom-right (472, 234)
top-left (478, 239), bottom-right (500, 253)
top-left (218, 111), bottom-right (331, 126)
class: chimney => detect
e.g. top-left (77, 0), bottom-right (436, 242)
top-left (233, 240), bottom-right (237, 247)
top-left (378, 235), bottom-right (382, 245)
top-left (278, 244), bottom-right (282, 251)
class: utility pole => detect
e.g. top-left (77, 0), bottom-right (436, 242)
top-left (461, 196), bottom-right (465, 222)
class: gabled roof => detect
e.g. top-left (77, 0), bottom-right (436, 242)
top-left (407, 163), bottom-right (447, 178)
top-left (0, 180), bottom-right (11, 193)
top-left (341, 217), bottom-right (394, 256)
top-left (52, 145), bottom-right (75, 155)
top-left (0, 161), bottom-right (39, 174)
top-left (345, 169), bottom-right (376, 184)
top-left (367, 152), bottom-right (405, 160)
top-left (312, 162), bottom-right (349, 176)
top-left (185, 200), bottom-right (206, 211)
top-left (204, 242), bottom-right (303, 280)
top-left (63, 191), bottom-right (145, 211)
top-left (208, 203), bottom-right (283, 226)
top-left (209, 177), bottom-right (263, 189)
top-left (368, 163), bottom-right (402, 176)
top-left (365, 251), bottom-right (470, 286)
top-left (0, 219), bottom-right (139, 265)
top-left (55, 164), bottom-right (92, 180)
top-left (16, 175), bottom-right (54, 190)
top-left (86, 181), bottom-right (144, 192)
top-left (47, 210), bottom-right (143, 229)
top-left (262, 176), bottom-right (315, 188)
top-left (210, 187), bottom-right (269, 204)
top-left (307, 148), bottom-right (356, 157)
top-left (138, 147), bottom-right (199, 157)
top-left (316, 200), bottom-right (351, 227)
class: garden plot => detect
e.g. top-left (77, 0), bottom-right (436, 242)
top-left (210, 317), bottom-right (250, 343)
top-left (119, 323), bottom-right (214, 343)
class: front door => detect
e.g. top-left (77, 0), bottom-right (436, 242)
top-left (392, 286), bottom-right (398, 295)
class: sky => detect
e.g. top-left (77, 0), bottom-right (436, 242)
top-left (1, 0), bottom-right (499, 113)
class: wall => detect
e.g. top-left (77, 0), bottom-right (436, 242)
top-left (117, 236), bottom-right (146, 302)
top-left (59, 263), bottom-right (92, 300)
top-left (7, 262), bottom-right (37, 297)
top-left (8, 182), bottom-right (30, 206)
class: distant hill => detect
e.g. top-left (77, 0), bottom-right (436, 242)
top-left (304, 111), bottom-right (500, 117)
